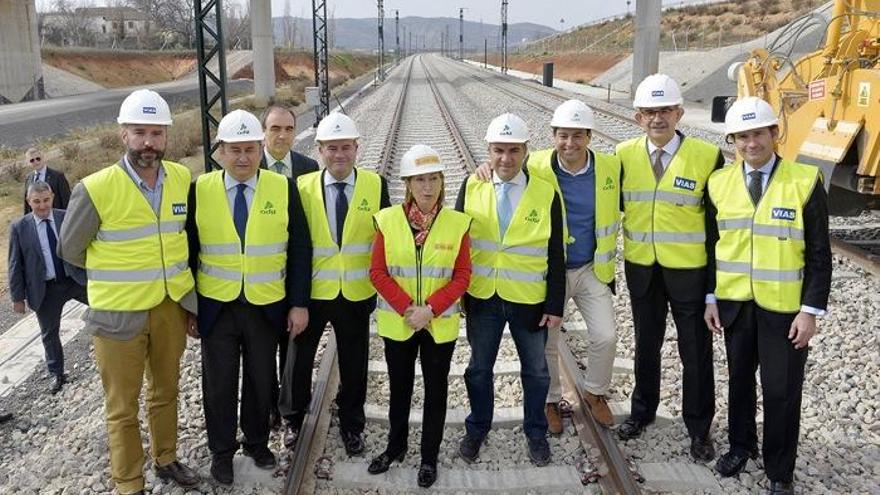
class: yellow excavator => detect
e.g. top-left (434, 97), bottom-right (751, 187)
top-left (712, 0), bottom-right (879, 215)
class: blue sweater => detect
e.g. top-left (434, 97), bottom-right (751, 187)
top-left (554, 157), bottom-right (596, 269)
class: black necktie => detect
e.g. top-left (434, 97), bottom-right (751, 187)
top-left (748, 170), bottom-right (763, 205)
top-left (233, 183), bottom-right (248, 246)
top-left (334, 182), bottom-right (348, 247)
top-left (43, 219), bottom-right (65, 280)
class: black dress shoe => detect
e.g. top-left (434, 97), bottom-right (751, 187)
top-left (284, 424), bottom-right (300, 449)
top-left (242, 444), bottom-right (277, 469)
top-left (690, 435), bottom-right (715, 462)
top-left (50, 374), bottom-right (65, 394)
top-left (527, 436), bottom-right (551, 467)
top-left (714, 449), bottom-right (757, 477)
top-left (340, 430), bottom-right (364, 456)
top-left (458, 434), bottom-right (483, 463)
top-left (767, 481), bottom-right (794, 494)
top-left (155, 460), bottom-right (200, 488)
top-left (617, 416), bottom-right (652, 440)
top-left (417, 463), bottom-right (437, 488)
top-left (0, 410), bottom-right (12, 424)
top-left (211, 458), bottom-right (234, 485)
top-left (367, 450), bottom-right (405, 474)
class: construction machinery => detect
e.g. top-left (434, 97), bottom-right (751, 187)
top-left (712, 0), bottom-right (880, 215)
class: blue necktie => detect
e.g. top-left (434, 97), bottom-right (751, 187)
top-left (273, 161), bottom-right (287, 175)
top-left (43, 219), bottom-right (65, 280)
top-left (334, 182), bottom-right (348, 247)
top-left (497, 182), bottom-right (513, 238)
top-left (233, 183), bottom-right (248, 246)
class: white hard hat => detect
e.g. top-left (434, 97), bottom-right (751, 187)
top-left (550, 99), bottom-right (596, 129)
top-left (216, 109), bottom-right (265, 143)
top-left (484, 113), bottom-right (530, 143)
top-left (724, 96), bottom-right (779, 136)
top-left (117, 89), bottom-right (172, 125)
top-left (633, 74), bottom-right (684, 108)
top-left (400, 145), bottom-right (444, 178)
top-left (315, 112), bottom-right (360, 141)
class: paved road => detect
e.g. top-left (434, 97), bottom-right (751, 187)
top-left (0, 79), bottom-right (253, 148)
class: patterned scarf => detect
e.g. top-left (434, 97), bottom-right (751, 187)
top-left (405, 199), bottom-right (440, 247)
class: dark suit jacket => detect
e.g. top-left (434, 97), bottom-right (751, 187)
top-left (24, 167), bottom-right (72, 214)
top-left (454, 173), bottom-right (567, 317)
top-left (185, 172), bottom-right (313, 337)
top-left (705, 155), bottom-right (832, 325)
top-left (8, 210), bottom-right (87, 311)
top-left (619, 132), bottom-right (725, 299)
top-left (259, 151), bottom-right (319, 180)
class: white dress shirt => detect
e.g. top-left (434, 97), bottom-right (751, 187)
top-left (323, 170), bottom-right (356, 245)
top-left (557, 153), bottom-right (593, 177)
top-left (33, 213), bottom-right (60, 281)
top-left (646, 132), bottom-right (682, 171)
top-left (32, 166), bottom-right (48, 183)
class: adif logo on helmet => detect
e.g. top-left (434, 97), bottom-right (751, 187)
top-left (651, 90), bottom-right (664, 97)
top-left (333, 124), bottom-right (342, 133)
top-left (500, 124), bottom-right (512, 136)
top-left (143, 106), bottom-right (157, 114)
top-left (742, 112), bottom-right (756, 121)
top-left (237, 123), bottom-right (249, 135)
top-left (571, 112), bottom-right (581, 121)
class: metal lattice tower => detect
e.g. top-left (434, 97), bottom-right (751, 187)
top-left (377, 1), bottom-right (385, 81)
top-left (312, 0), bottom-right (330, 125)
top-left (395, 10), bottom-right (400, 63)
top-left (501, 0), bottom-right (509, 74)
top-left (194, 0), bottom-right (228, 172)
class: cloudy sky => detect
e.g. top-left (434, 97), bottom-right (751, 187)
top-left (37, 1), bottom-right (710, 31)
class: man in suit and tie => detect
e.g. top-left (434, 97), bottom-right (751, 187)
top-left (615, 74), bottom-right (723, 462)
top-left (258, 105), bottom-right (320, 427)
top-left (705, 97), bottom-right (831, 495)
top-left (8, 181), bottom-right (87, 394)
top-left (186, 110), bottom-right (312, 485)
top-left (23, 148), bottom-right (71, 214)
top-left (259, 106), bottom-right (319, 180)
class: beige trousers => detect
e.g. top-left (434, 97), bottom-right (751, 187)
top-left (546, 263), bottom-right (618, 401)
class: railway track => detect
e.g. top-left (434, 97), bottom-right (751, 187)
top-left (282, 54), bottom-right (643, 494)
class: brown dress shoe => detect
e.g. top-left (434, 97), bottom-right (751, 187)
top-left (585, 392), bottom-right (614, 426)
top-left (545, 403), bottom-right (563, 434)
top-left (155, 460), bottom-right (200, 488)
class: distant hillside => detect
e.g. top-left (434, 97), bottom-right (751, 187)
top-left (521, 0), bottom-right (822, 54)
top-left (271, 16), bottom-right (556, 52)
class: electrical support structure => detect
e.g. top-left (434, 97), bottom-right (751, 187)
top-left (194, 0), bottom-right (228, 172)
top-left (501, 0), bottom-right (509, 74)
top-left (377, 1), bottom-right (386, 82)
top-left (312, 0), bottom-right (330, 125)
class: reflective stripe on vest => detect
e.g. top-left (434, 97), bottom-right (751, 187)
top-left (195, 170), bottom-right (289, 304)
top-left (526, 148), bottom-right (621, 283)
top-left (617, 135), bottom-right (718, 269)
top-left (81, 161), bottom-right (194, 311)
top-left (708, 159), bottom-right (819, 313)
top-left (298, 169), bottom-right (381, 301)
top-left (464, 174), bottom-right (555, 304)
top-left (374, 206), bottom-right (471, 343)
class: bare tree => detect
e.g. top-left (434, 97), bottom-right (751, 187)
top-left (51, 0), bottom-right (96, 46)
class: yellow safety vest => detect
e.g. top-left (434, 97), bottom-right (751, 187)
top-left (708, 159), bottom-right (819, 313)
top-left (464, 174), bottom-right (555, 304)
top-left (374, 206), bottom-right (471, 343)
top-left (81, 161), bottom-right (194, 311)
top-left (527, 148), bottom-right (621, 284)
top-left (298, 169), bottom-right (381, 301)
top-left (195, 171), bottom-right (289, 304)
top-left (617, 135), bottom-right (718, 268)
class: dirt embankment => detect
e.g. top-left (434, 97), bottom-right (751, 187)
top-left (488, 52), bottom-right (626, 84)
top-left (232, 51), bottom-right (376, 86)
top-left (42, 48), bottom-right (197, 88)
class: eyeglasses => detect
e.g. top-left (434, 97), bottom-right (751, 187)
top-left (639, 107), bottom-right (678, 119)
top-left (29, 157), bottom-right (41, 163)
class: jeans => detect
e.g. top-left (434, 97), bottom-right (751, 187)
top-left (464, 294), bottom-right (549, 440)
